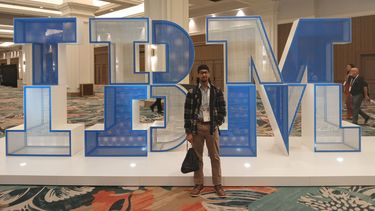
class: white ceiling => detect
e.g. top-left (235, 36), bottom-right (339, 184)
top-left (0, 0), bottom-right (275, 42)
top-left (189, 0), bottom-right (254, 17)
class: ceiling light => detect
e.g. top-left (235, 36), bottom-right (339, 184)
top-left (336, 157), bottom-right (344, 162)
top-left (98, 3), bottom-right (144, 18)
top-left (129, 163), bottom-right (137, 168)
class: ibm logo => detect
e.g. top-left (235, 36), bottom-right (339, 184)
top-left (6, 17), bottom-right (360, 157)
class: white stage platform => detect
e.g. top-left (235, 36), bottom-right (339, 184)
top-left (1, 136), bottom-right (375, 186)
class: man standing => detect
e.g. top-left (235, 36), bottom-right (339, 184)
top-left (343, 64), bottom-right (355, 119)
top-left (184, 64), bottom-right (227, 197)
top-left (350, 67), bottom-right (371, 124)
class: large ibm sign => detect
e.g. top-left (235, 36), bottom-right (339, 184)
top-left (5, 17), bottom-right (360, 157)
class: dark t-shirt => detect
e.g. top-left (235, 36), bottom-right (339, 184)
top-left (350, 75), bottom-right (368, 96)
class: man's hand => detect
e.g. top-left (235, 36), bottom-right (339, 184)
top-left (186, 133), bottom-right (193, 143)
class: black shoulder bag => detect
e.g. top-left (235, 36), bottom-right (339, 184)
top-left (181, 147), bottom-right (199, 174)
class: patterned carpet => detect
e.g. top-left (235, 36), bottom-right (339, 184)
top-left (1, 85), bottom-right (374, 137)
top-left (1, 86), bottom-right (375, 210)
top-left (0, 185), bottom-right (375, 210)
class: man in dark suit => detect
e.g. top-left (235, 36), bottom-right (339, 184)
top-left (343, 64), bottom-right (355, 119)
top-left (349, 67), bottom-right (371, 124)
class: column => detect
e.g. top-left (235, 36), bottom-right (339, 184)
top-left (58, 0), bottom-right (97, 93)
top-left (22, 45), bottom-right (32, 85)
top-left (144, 0), bottom-right (190, 83)
top-left (252, 0), bottom-right (280, 56)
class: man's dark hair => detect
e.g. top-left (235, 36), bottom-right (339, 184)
top-left (347, 64), bottom-right (356, 68)
top-left (197, 64), bottom-right (209, 73)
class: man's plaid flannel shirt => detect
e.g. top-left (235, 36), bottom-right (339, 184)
top-left (184, 83), bottom-right (226, 135)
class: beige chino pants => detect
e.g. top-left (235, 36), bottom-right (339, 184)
top-left (192, 122), bottom-right (222, 185)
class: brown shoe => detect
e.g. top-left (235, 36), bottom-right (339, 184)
top-left (214, 185), bottom-right (226, 197)
top-left (190, 184), bottom-right (204, 197)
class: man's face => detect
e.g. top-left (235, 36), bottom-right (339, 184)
top-left (198, 69), bottom-right (210, 82)
top-left (350, 68), bottom-right (359, 76)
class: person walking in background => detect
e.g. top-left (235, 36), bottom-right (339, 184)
top-left (343, 64), bottom-right (355, 119)
top-left (349, 67), bottom-right (371, 124)
top-left (150, 98), bottom-right (163, 114)
top-left (184, 64), bottom-right (227, 197)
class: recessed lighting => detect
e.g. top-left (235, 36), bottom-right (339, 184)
top-left (19, 162), bottom-right (27, 167)
top-left (211, 14), bottom-right (216, 17)
top-left (130, 163), bottom-right (136, 168)
top-left (336, 157), bottom-right (344, 162)
top-left (244, 163), bottom-right (251, 168)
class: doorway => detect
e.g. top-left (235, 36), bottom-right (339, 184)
top-left (190, 34), bottom-right (224, 91)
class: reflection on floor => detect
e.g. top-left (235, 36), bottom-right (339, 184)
top-left (0, 85), bottom-right (374, 137)
top-left (0, 185), bottom-right (374, 210)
